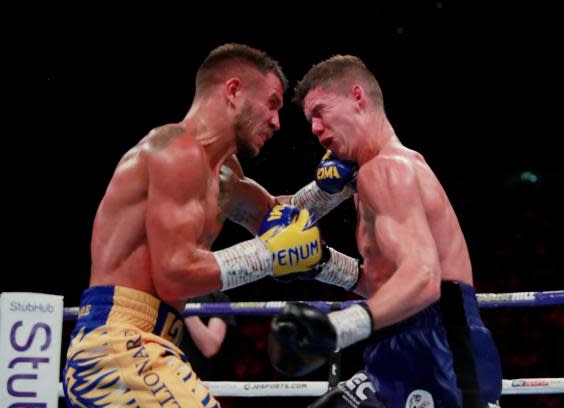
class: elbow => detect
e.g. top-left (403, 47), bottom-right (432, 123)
top-left (200, 341), bottom-right (222, 358)
top-left (417, 263), bottom-right (441, 305)
top-left (153, 281), bottom-right (180, 306)
top-left (152, 257), bottom-right (187, 304)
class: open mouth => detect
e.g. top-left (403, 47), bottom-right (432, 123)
top-left (319, 136), bottom-right (333, 149)
top-left (256, 133), bottom-right (270, 148)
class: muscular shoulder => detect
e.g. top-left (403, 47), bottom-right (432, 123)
top-left (356, 153), bottom-right (423, 218)
top-left (358, 154), bottom-right (417, 193)
top-left (145, 125), bottom-right (203, 162)
top-left (142, 124), bottom-right (185, 149)
top-left (146, 125), bottom-right (209, 193)
top-left (143, 124), bottom-right (198, 156)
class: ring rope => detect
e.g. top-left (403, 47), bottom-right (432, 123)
top-left (58, 378), bottom-right (564, 398)
top-left (62, 289), bottom-right (564, 320)
top-left (59, 290), bottom-right (563, 398)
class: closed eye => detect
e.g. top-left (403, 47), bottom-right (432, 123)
top-left (269, 95), bottom-right (283, 111)
top-left (306, 104), bottom-right (324, 123)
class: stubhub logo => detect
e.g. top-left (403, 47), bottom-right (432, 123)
top-left (10, 301), bottom-right (55, 313)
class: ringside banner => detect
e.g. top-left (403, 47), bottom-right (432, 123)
top-left (0, 292), bottom-right (64, 407)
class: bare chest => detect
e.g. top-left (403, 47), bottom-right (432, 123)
top-left (356, 199), bottom-right (395, 290)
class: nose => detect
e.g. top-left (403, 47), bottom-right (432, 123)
top-left (269, 112), bottom-right (280, 131)
top-left (312, 118), bottom-right (324, 138)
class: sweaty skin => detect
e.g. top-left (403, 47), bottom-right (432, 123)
top-left (304, 87), bottom-right (472, 330)
top-left (353, 143), bottom-right (472, 329)
top-left (90, 72), bottom-right (284, 312)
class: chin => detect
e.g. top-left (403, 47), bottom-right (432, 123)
top-left (327, 145), bottom-right (340, 157)
top-left (237, 144), bottom-right (259, 159)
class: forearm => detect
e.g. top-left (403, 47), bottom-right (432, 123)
top-left (216, 205), bottom-right (324, 290)
top-left (213, 238), bottom-right (272, 290)
top-left (154, 238), bottom-right (269, 304)
top-left (184, 316), bottom-right (226, 357)
top-left (365, 264), bottom-right (440, 330)
top-left (226, 178), bottom-right (277, 235)
top-left (328, 303), bottom-right (373, 349)
top-left (315, 245), bottom-right (360, 290)
top-left (153, 248), bottom-right (223, 304)
top-left (291, 151), bottom-right (356, 219)
top-left (291, 182), bottom-right (352, 220)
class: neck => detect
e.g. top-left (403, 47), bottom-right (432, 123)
top-left (357, 110), bottom-right (399, 165)
top-left (182, 97), bottom-right (237, 169)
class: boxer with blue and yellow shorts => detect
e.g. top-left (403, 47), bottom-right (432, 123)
top-left (63, 286), bottom-right (220, 408)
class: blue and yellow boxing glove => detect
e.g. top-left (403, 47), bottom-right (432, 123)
top-left (291, 150), bottom-right (357, 219)
top-left (258, 204), bottom-right (323, 280)
top-left (315, 150), bottom-right (358, 194)
top-left (213, 204), bottom-right (324, 290)
top-left (258, 204), bottom-right (361, 288)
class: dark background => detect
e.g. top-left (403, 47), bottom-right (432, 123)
top-left (6, 1), bottom-right (563, 407)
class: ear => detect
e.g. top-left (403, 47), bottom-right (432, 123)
top-left (225, 77), bottom-right (242, 107)
top-left (351, 85), bottom-right (367, 110)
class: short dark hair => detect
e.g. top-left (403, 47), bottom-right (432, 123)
top-left (294, 55), bottom-right (383, 108)
top-left (196, 43), bottom-right (288, 95)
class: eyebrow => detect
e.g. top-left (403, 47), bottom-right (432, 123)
top-left (270, 93), bottom-right (283, 109)
top-left (305, 103), bottom-right (322, 122)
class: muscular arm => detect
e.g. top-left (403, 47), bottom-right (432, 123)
top-left (268, 159), bottom-right (443, 374)
top-left (146, 136), bottom-right (222, 305)
top-left (221, 155), bottom-right (280, 235)
top-left (221, 151), bottom-right (351, 235)
top-left (359, 158), bottom-right (441, 329)
top-left (184, 316), bottom-right (227, 358)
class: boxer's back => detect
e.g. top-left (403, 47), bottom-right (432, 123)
top-left (412, 150), bottom-right (473, 284)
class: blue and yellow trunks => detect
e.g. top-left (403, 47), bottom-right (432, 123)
top-left (63, 286), bottom-right (220, 408)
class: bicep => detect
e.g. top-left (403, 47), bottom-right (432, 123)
top-left (374, 208), bottom-right (436, 268)
top-left (145, 144), bottom-right (207, 273)
top-left (361, 162), bottom-right (437, 268)
top-left (146, 191), bottom-right (204, 261)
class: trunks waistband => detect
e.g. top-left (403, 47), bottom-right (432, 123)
top-left (74, 286), bottom-right (183, 344)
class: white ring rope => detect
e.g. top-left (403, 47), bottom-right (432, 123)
top-left (57, 289), bottom-right (563, 399)
top-left (58, 378), bottom-right (564, 398)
